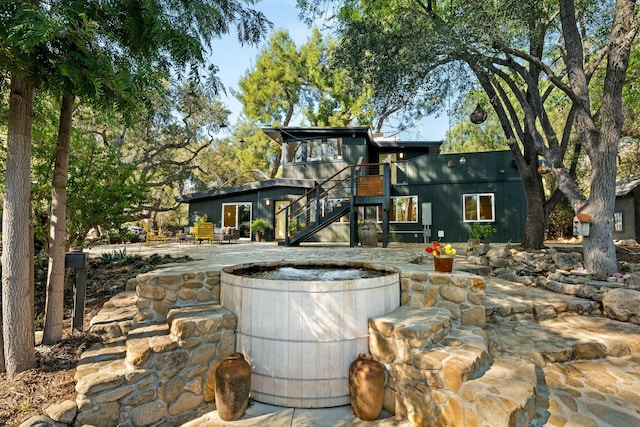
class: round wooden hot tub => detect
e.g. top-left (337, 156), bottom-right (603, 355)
top-left (220, 261), bottom-right (400, 408)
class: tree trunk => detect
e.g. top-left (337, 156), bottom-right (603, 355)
top-left (558, 0), bottom-right (636, 278)
top-left (577, 125), bottom-right (619, 279)
top-left (2, 75), bottom-right (36, 376)
top-left (519, 162), bottom-right (547, 249)
top-left (43, 94), bottom-right (74, 344)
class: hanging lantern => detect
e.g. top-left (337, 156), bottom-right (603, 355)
top-left (470, 104), bottom-right (488, 124)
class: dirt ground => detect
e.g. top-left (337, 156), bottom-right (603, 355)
top-left (0, 244), bottom-right (638, 426)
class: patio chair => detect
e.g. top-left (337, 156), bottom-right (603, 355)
top-left (141, 222), bottom-right (169, 244)
top-left (193, 222), bottom-right (214, 245)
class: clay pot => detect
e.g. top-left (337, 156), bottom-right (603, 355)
top-left (349, 353), bottom-right (385, 421)
top-left (215, 353), bottom-right (251, 421)
top-left (434, 256), bottom-right (454, 273)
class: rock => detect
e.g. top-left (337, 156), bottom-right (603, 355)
top-left (602, 288), bottom-right (640, 324)
top-left (485, 247), bottom-right (510, 259)
top-left (18, 415), bottom-right (66, 427)
top-left (488, 258), bottom-right (510, 269)
top-left (492, 267), bottom-right (510, 276)
top-left (552, 252), bottom-right (582, 270)
top-left (497, 272), bottom-right (520, 282)
top-left (130, 401), bottom-right (167, 426)
top-left (624, 272), bottom-right (640, 288)
top-left (45, 399), bottom-right (77, 424)
top-left (615, 239), bottom-right (638, 246)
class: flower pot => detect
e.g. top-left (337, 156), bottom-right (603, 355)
top-left (349, 353), bottom-right (385, 421)
top-left (434, 256), bottom-right (454, 273)
top-left (215, 353), bottom-right (251, 421)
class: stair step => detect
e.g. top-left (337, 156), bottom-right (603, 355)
top-left (89, 291), bottom-right (138, 340)
top-left (455, 355), bottom-right (537, 427)
top-left (485, 278), bottom-right (600, 323)
top-left (418, 327), bottom-right (491, 393)
top-left (369, 306), bottom-right (454, 356)
top-left (486, 314), bottom-right (640, 366)
top-left (167, 305), bottom-right (236, 341)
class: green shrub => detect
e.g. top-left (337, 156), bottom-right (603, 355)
top-left (251, 218), bottom-right (269, 234)
top-left (468, 223), bottom-right (497, 240)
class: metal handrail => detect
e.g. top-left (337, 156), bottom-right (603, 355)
top-left (275, 164), bottom-right (352, 216)
top-left (281, 163), bottom-right (388, 243)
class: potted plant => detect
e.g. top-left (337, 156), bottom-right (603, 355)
top-left (288, 219), bottom-right (300, 236)
top-left (425, 241), bottom-right (457, 272)
top-left (468, 223), bottom-right (497, 244)
top-left (251, 218), bottom-right (268, 242)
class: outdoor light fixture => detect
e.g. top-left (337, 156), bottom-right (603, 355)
top-left (265, 199), bottom-right (271, 206)
top-left (459, 156), bottom-right (466, 165)
top-left (399, 152), bottom-right (405, 159)
top-left (447, 160), bottom-right (455, 168)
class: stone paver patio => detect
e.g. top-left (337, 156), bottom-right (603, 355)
top-left (79, 241), bottom-right (640, 427)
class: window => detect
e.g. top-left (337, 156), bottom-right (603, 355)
top-left (613, 212), bottom-right (623, 232)
top-left (286, 141), bottom-right (304, 163)
top-left (463, 193), bottom-right (495, 222)
top-left (285, 138), bottom-right (342, 163)
top-left (308, 139), bottom-right (323, 161)
top-left (326, 138), bottom-right (342, 159)
top-left (377, 196), bottom-right (418, 223)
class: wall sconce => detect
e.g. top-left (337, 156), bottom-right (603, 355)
top-left (447, 160), bottom-right (455, 168)
top-left (399, 152), bottom-right (404, 159)
top-left (459, 156), bottom-right (466, 165)
top-left (265, 199), bottom-right (271, 206)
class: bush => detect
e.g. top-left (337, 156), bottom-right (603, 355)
top-left (468, 223), bottom-right (497, 240)
top-left (251, 218), bottom-right (269, 234)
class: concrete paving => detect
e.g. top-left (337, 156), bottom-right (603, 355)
top-left (181, 403), bottom-right (409, 427)
top-left (84, 241), bottom-right (640, 426)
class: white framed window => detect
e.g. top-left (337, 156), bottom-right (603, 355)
top-left (377, 196), bottom-right (418, 223)
top-left (463, 193), bottom-right (495, 222)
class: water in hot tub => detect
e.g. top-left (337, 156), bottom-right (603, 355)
top-left (243, 266), bottom-right (386, 281)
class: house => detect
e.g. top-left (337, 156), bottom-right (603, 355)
top-left (178, 126), bottom-right (526, 245)
top-left (614, 176), bottom-right (640, 241)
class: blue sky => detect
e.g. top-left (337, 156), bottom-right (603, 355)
top-left (210, 0), bottom-right (449, 140)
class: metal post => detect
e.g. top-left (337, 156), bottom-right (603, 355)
top-left (65, 252), bottom-right (88, 332)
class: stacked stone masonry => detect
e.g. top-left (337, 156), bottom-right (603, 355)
top-left (78, 268), bottom-right (231, 427)
top-left (78, 265), bottom-right (542, 427)
top-left (371, 271), bottom-right (537, 426)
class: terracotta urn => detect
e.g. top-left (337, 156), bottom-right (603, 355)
top-left (215, 353), bottom-right (251, 421)
top-left (434, 256), bottom-right (454, 273)
top-left (349, 353), bottom-right (385, 421)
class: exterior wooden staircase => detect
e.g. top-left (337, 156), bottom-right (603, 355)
top-left (278, 162), bottom-right (392, 247)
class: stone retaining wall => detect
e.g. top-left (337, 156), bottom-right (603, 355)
top-left (400, 270), bottom-right (487, 328)
top-left (370, 271), bottom-right (524, 426)
top-left (135, 269), bottom-right (221, 323)
top-left (76, 304), bottom-right (235, 426)
top-left (75, 266), bottom-right (498, 426)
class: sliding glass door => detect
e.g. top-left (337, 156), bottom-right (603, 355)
top-left (222, 203), bottom-right (252, 238)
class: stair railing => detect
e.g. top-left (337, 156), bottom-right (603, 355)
top-left (277, 162), bottom-right (389, 245)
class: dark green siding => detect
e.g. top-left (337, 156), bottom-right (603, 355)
top-left (187, 186), bottom-right (309, 241)
top-left (386, 150), bottom-right (525, 243)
